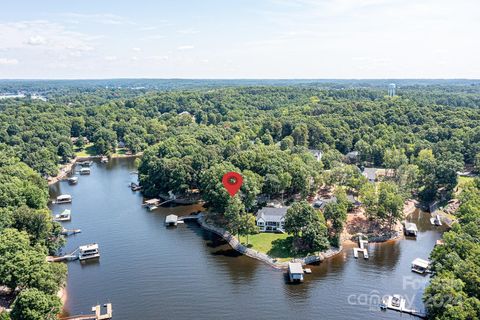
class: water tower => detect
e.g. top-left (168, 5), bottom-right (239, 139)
top-left (388, 83), bottom-right (396, 97)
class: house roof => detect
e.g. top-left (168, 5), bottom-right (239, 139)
top-left (363, 167), bottom-right (378, 180)
top-left (256, 206), bottom-right (288, 222)
top-left (165, 214), bottom-right (178, 223)
top-left (405, 222), bottom-right (418, 232)
top-left (412, 258), bottom-right (429, 268)
top-left (288, 262), bottom-right (303, 274)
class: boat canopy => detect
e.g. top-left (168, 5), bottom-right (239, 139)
top-left (411, 258), bottom-right (430, 269)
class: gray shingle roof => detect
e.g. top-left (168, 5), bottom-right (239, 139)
top-left (256, 207), bottom-right (288, 222)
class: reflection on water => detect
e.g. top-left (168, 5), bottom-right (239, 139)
top-left (50, 158), bottom-right (444, 320)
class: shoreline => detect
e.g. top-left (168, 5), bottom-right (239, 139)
top-left (188, 198), bottom-right (424, 269)
top-left (48, 153), bottom-right (142, 186)
top-left (196, 214), bottom-right (342, 269)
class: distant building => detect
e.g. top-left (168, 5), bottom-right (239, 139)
top-left (345, 151), bottom-right (360, 163)
top-left (388, 83), bottom-right (396, 97)
top-left (308, 149), bottom-right (323, 162)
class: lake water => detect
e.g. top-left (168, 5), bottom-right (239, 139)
top-left (49, 157), bottom-right (444, 320)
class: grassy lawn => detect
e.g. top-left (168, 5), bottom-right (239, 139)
top-left (74, 143), bottom-right (96, 157)
top-left (111, 147), bottom-right (128, 157)
top-left (241, 233), bottom-right (302, 261)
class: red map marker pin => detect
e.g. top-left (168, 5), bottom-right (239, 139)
top-left (222, 172), bottom-right (243, 197)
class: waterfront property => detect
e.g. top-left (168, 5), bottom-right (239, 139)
top-left (101, 156), bottom-right (109, 163)
top-left (256, 206), bottom-right (288, 232)
top-left (79, 243), bottom-right (100, 261)
top-left (411, 258), bottom-right (430, 274)
top-left (404, 222), bottom-right (418, 237)
top-left (56, 194), bottom-right (72, 204)
top-left (288, 262), bottom-right (304, 282)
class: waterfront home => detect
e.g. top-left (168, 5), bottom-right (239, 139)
top-left (404, 222), bottom-right (418, 237)
top-left (80, 167), bottom-right (91, 175)
top-left (288, 262), bottom-right (304, 282)
top-left (56, 194), bottom-right (72, 204)
top-left (256, 206), bottom-right (288, 232)
top-left (78, 243), bottom-right (100, 261)
top-left (411, 258), bottom-right (430, 274)
top-left (165, 214), bottom-right (178, 226)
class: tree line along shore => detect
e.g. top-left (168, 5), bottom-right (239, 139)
top-left (1, 83), bottom-right (480, 319)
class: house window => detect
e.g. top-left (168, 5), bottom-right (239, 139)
top-left (266, 221), bottom-right (278, 227)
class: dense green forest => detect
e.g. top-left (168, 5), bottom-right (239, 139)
top-left (0, 146), bottom-right (66, 320)
top-left (424, 178), bottom-right (480, 319)
top-left (1, 81), bottom-right (480, 319)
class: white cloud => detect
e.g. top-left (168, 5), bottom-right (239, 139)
top-left (104, 56), bottom-right (117, 61)
top-left (177, 45), bottom-right (194, 50)
top-left (132, 47), bottom-right (141, 52)
top-left (0, 58), bottom-right (19, 65)
top-left (27, 35), bottom-right (46, 46)
top-left (0, 20), bottom-right (96, 52)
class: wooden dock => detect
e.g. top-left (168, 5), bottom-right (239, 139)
top-left (60, 303), bottom-right (112, 320)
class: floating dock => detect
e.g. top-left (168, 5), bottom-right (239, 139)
top-left (382, 295), bottom-right (426, 319)
top-left (61, 228), bottom-right (82, 236)
top-left (60, 303), bottom-right (112, 320)
top-left (353, 236), bottom-right (369, 259)
top-left (430, 214), bottom-right (442, 226)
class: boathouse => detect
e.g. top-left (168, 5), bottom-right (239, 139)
top-left (404, 222), bottom-right (418, 237)
top-left (288, 262), bottom-right (304, 282)
top-left (56, 194), bottom-right (72, 204)
top-left (165, 214), bottom-right (178, 226)
top-left (143, 199), bottom-right (160, 211)
top-left (411, 258), bottom-right (430, 274)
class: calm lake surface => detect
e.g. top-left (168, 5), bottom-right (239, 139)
top-left (49, 158), bottom-right (445, 320)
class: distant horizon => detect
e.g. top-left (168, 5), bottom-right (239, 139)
top-left (1, 77), bottom-right (480, 81)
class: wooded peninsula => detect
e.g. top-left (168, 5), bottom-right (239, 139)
top-left (0, 80), bottom-right (479, 319)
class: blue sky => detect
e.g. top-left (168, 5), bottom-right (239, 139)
top-left (0, 0), bottom-right (479, 79)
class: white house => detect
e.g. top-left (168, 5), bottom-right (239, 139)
top-left (256, 206), bottom-right (289, 232)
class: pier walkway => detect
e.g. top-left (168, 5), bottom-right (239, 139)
top-left (60, 303), bottom-right (112, 320)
